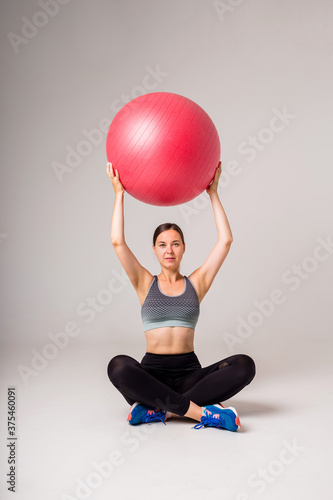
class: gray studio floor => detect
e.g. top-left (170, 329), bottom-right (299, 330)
top-left (1, 337), bottom-right (332, 500)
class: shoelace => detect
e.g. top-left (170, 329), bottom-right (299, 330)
top-left (145, 410), bottom-right (167, 425)
top-left (192, 415), bottom-right (224, 430)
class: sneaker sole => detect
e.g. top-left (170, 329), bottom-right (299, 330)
top-left (127, 401), bottom-right (140, 422)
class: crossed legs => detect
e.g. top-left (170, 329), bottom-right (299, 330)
top-left (107, 353), bottom-right (255, 420)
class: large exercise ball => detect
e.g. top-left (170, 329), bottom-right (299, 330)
top-left (106, 92), bottom-right (220, 206)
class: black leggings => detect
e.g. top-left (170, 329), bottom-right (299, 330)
top-left (107, 351), bottom-right (256, 416)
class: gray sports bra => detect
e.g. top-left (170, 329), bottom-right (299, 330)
top-left (141, 275), bottom-right (200, 332)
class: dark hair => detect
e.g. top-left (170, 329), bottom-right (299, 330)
top-left (153, 223), bottom-right (185, 246)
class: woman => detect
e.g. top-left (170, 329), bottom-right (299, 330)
top-left (106, 161), bottom-right (255, 431)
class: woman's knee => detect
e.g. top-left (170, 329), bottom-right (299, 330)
top-left (236, 354), bottom-right (256, 384)
top-left (107, 354), bottom-right (137, 383)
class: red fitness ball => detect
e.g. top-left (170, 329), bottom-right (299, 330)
top-left (106, 92), bottom-right (221, 206)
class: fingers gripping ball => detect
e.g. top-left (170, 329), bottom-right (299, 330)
top-left (106, 92), bottom-right (221, 206)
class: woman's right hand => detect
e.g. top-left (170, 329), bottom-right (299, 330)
top-left (106, 162), bottom-right (125, 195)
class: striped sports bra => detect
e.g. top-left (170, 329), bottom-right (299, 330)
top-left (141, 275), bottom-right (200, 332)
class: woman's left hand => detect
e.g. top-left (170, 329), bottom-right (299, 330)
top-left (206, 161), bottom-right (221, 195)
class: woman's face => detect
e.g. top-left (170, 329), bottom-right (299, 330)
top-left (153, 229), bottom-right (185, 269)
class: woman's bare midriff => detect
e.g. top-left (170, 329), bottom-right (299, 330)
top-left (145, 326), bottom-right (195, 354)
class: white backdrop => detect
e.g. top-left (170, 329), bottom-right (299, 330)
top-left (1, 1), bottom-right (333, 498)
top-left (1, 0), bottom-right (332, 355)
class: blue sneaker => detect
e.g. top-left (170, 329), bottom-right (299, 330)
top-left (192, 404), bottom-right (241, 431)
top-left (127, 402), bottom-right (167, 425)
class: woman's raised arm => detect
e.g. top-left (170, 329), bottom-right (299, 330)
top-left (106, 162), bottom-right (152, 292)
top-left (206, 162), bottom-right (233, 244)
top-left (189, 162), bottom-right (233, 301)
top-left (106, 162), bottom-right (125, 245)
